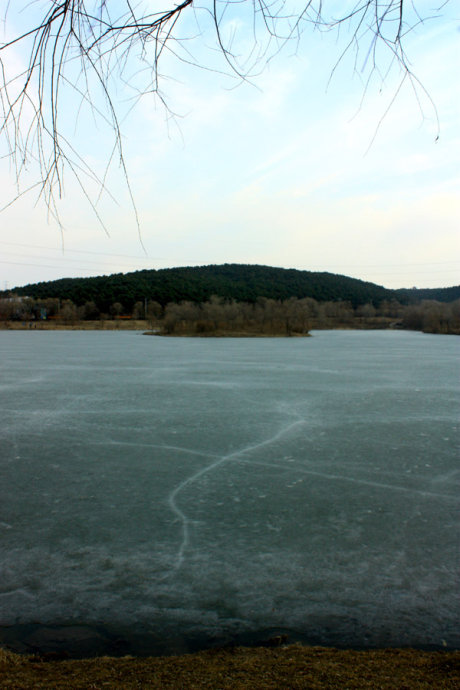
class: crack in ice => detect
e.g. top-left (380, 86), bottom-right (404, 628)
top-left (163, 418), bottom-right (305, 578)
top-left (93, 439), bottom-right (220, 460)
top-left (239, 459), bottom-right (458, 501)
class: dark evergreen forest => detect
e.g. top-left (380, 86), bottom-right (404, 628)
top-left (6, 264), bottom-right (458, 312)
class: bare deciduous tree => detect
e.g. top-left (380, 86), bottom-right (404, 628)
top-left (0, 1), bottom-right (447, 230)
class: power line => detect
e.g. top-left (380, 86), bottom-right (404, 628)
top-left (300, 261), bottom-right (460, 269)
top-left (0, 259), bottom-right (98, 273)
top-left (353, 270), bottom-right (460, 276)
top-left (0, 240), bottom-right (162, 261)
top-left (0, 250), bottom-right (155, 270)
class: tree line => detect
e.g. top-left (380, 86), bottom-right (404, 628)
top-left (1, 294), bottom-right (458, 336)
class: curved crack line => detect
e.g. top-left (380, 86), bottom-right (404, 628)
top-left (162, 418), bottom-right (305, 579)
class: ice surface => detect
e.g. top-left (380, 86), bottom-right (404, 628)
top-left (0, 329), bottom-right (458, 653)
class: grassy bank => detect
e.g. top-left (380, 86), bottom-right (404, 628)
top-left (0, 319), bottom-right (150, 331)
top-left (1, 644), bottom-right (459, 689)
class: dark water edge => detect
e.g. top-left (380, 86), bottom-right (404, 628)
top-left (1, 621), bottom-right (457, 659)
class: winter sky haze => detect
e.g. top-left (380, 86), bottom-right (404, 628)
top-left (0, 1), bottom-right (459, 290)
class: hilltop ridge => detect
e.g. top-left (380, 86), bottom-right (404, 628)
top-left (6, 263), bottom-right (459, 312)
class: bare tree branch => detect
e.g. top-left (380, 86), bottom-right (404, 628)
top-left (0, 1), bottom-right (449, 234)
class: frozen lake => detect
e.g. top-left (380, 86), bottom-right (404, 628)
top-left (0, 329), bottom-right (458, 656)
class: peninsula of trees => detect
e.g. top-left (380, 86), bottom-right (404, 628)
top-left (1, 264), bottom-right (459, 335)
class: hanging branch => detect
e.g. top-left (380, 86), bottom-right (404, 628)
top-left (0, 1), bottom-right (446, 233)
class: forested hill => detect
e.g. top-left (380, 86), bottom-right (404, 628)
top-left (7, 263), bottom-right (459, 312)
top-left (395, 286), bottom-right (460, 303)
top-left (9, 264), bottom-right (393, 311)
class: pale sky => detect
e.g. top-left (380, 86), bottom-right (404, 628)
top-left (1, 1), bottom-right (459, 291)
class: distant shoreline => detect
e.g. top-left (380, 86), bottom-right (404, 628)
top-left (1, 319), bottom-right (458, 336)
top-left (0, 318), bottom-right (394, 334)
top-left (0, 319), bottom-right (150, 331)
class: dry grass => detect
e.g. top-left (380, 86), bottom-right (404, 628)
top-left (0, 320), bottom-right (149, 330)
top-left (1, 645), bottom-right (459, 689)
